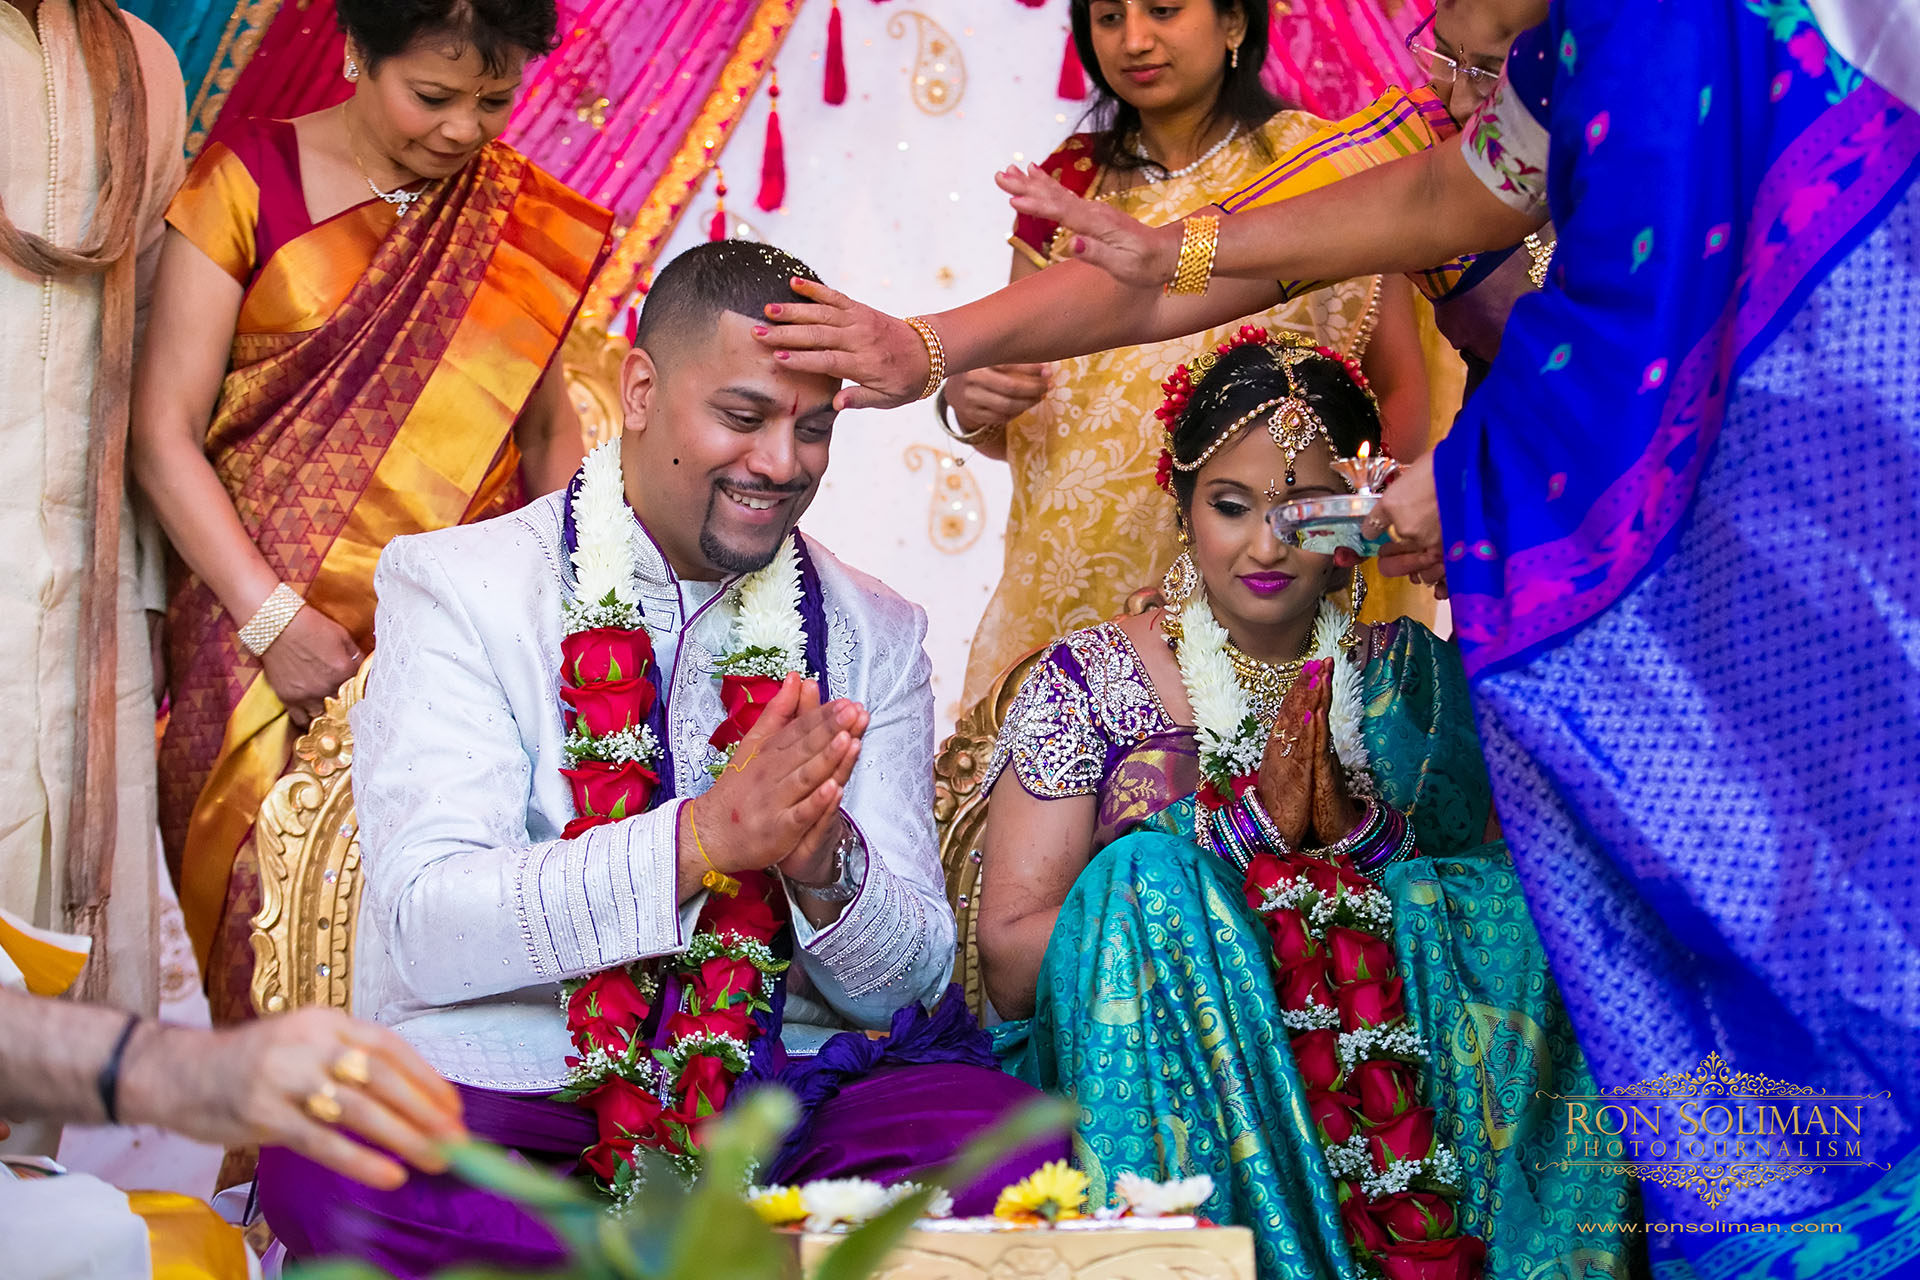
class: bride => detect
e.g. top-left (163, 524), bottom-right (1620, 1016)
top-left (976, 332), bottom-right (1635, 1280)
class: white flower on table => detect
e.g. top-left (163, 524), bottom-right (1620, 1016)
top-left (1112, 1171), bottom-right (1215, 1218)
top-left (799, 1177), bottom-right (894, 1232)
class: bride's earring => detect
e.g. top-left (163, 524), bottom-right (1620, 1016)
top-left (344, 55), bottom-right (360, 83)
top-left (1229, 42), bottom-right (1241, 70)
top-left (1161, 551), bottom-right (1199, 610)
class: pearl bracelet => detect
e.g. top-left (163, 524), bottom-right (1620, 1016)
top-left (237, 582), bottom-right (305, 658)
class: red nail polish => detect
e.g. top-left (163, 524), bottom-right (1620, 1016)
top-left (752, 325), bottom-right (769, 337)
top-left (767, 304), bottom-right (783, 317)
top-left (775, 351), bottom-right (790, 361)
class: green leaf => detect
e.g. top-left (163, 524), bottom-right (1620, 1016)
top-left (701, 1088), bottom-right (802, 1188)
top-left (444, 1142), bottom-right (604, 1215)
top-left (286, 1263), bottom-right (395, 1280)
top-left (440, 1141), bottom-right (611, 1263)
top-left (657, 1190), bottom-right (789, 1280)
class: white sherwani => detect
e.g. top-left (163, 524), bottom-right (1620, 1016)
top-left (0, 1), bottom-right (185, 1017)
top-left (352, 492), bottom-right (955, 1090)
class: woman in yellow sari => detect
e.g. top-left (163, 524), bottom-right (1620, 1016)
top-left (130, 0), bottom-right (613, 1020)
top-left (950, 0), bottom-right (1430, 706)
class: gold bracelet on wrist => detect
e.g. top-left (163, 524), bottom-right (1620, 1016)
top-left (1165, 214), bottom-right (1220, 296)
top-left (237, 582), bottom-right (305, 658)
top-left (904, 315), bottom-right (947, 402)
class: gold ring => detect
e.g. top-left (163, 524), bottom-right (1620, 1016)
top-left (330, 1046), bottom-right (372, 1087)
top-left (302, 1082), bottom-right (344, 1125)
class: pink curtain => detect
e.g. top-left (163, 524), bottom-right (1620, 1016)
top-left (505, 0), bottom-right (779, 221)
top-left (1261, 0), bottom-right (1431, 120)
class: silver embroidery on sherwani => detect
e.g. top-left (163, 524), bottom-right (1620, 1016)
top-left (351, 491), bottom-right (955, 1088)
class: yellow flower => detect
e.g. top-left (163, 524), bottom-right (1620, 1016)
top-left (993, 1160), bottom-right (1089, 1223)
top-left (747, 1184), bottom-right (806, 1226)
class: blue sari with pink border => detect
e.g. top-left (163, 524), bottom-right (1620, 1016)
top-left (1431, 3), bottom-right (1920, 1276)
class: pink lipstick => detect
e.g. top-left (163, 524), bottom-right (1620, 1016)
top-left (1239, 572), bottom-right (1293, 597)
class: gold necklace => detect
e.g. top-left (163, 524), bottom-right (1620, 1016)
top-left (1223, 634), bottom-right (1314, 724)
top-left (1164, 604), bottom-right (1318, 724)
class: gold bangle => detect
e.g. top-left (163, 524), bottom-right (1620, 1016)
top-left (687, 805), bottom-right (741, 898)
top-left (237, 582), bottom-right (305, 658)
top-left (1165, 214), bottom-right (1220, 296)
top-left (904, 315), bottom-right (946, 402)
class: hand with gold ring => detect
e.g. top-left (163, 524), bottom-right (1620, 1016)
top-left (303, 1080), bottom-right (345, 1125)
top-left (117, 1006), bottom-right (466, 1191)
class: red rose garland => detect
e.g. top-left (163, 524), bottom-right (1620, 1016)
top-left (553, 440), bottom-right (793, 1197)
top-left (1242, 846), bottom-right (1488, 1279)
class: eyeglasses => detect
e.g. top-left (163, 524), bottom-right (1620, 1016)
top-left (1404, 12), bottom-right (1502, 95)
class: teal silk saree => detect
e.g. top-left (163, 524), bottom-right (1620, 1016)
top-left (986, 620), bottom-right (1638, 1280)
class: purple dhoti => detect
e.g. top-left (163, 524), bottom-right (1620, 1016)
top-left (259, 1000), bottom-right (1067, 1277)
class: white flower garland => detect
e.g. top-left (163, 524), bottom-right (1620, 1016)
top-left (562, 437), bottom-right (663, 776)
top-left (716, 535), bottom-right (810, 680)
top-left (566, 439), bottom-right (643, 635)
top-left (1175, 591), bottom-right (1366, 793)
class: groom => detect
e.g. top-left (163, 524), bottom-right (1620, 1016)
top-left (256, 242), bottom-right (1057, 1275)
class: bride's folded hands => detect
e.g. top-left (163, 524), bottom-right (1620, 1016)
top-left (1256, 658), bottom-right (1362, 851)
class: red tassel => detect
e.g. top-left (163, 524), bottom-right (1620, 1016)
top-left (708, 169), bottom-right (729, 241)
top-left (623, 305), bottom-right (640, 348)
top-left (757, 73), bottom-right (786, 212)
top-left (824, 2), bottom-right (847, 104)
top-left (1058, 30), bottom-right (1087, 99)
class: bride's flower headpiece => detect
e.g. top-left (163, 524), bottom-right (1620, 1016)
top-left (1153, 326), bottom-right (1378, 493)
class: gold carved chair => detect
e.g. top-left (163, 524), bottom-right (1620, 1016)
top-left (249, 667), bottom-right (368, 1015)
top-left (931, 650), bottom-right (1046, 1022)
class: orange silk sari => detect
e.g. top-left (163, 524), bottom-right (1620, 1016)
top-left (158, 133), bottom-right (611, 987)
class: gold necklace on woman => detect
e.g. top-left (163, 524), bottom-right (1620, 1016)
top-left (1223, 632), bottom-right (1315, 725)
top-left (1166, 604), bottom-right (1317, 725)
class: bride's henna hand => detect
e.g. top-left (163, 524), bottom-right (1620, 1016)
top-left (1256, 663), bottom-right (1323, 850)
top-left (1308, 661), bottom-right (1363, 847)
top-left (1257, 662), bottom-right (1362, 852)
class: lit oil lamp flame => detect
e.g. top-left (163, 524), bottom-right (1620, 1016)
top-left (1330, 440), bottom-right (1399, 495)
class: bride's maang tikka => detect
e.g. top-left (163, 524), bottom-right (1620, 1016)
top-left (1152, 325), bottom-right (1380, 492)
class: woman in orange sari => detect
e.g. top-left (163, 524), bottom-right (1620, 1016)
top-left (130, 0), bottom-right (613, 1020)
